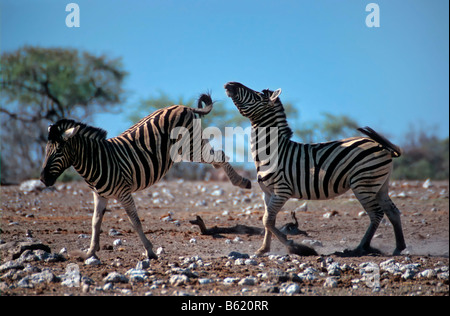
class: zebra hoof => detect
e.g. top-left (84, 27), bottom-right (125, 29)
top-left (242, 178), bottom-right (252, 189)
top-left (287, 243), bottom-right (318, 256)
top-left (145, 251), bottom-right (158, 260)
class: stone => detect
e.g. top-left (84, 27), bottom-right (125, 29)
top-left (103, 272), bottom-right (128, 284)
top-left (323, 277), bottom-right (338, 288)
top-left (170, 274), bottom-right (189, 286)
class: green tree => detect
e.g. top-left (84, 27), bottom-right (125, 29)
top-left (0, 46), bottom-right (128, 184)
top-left (392, 129), bottom-right (449, 180)
top-left (293, 112), bottom-right (359, 143)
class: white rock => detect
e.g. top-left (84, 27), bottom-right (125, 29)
top-left (84, 257), bottom-right (101, 266)
top-left (418, 269), bottom-right (436, 278)
top-left (19, 180), bottom-right (46, 193)
top-left (61, 263), bottom-right (81, 287)
top-left (282, 283), bottom-right (301, 295)
top-left (422, 179), bottom-right (432, 189)
top-left (103, 272), bottom-right (128, 283)
top-left (211, 189), bottom-right (224, 196)
top-left (238, 276), bottom-right (257, 286)
top-left (223, 277), bottom-right (239, 285)
top-left (323, 277), bottom-right (338, 288)
top-left (170, 274), bottom-right (189, 286)
top-left (198, 278), bottom-right (214, 285)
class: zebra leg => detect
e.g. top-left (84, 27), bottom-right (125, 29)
top-left (255, 193), bottom-right (274, 255)
top-left (377, 181), bottom-right (407, 255)
top-left (256, 194), bottom-right (298, 255)
top-left (86, 192), bottom-right (108, 259)
top-left (352, 190), bottom-right (384, 255)
top-left (200, 139), bottom-right (251, 189)
top-left (120, 194), bottom-right (158, 260)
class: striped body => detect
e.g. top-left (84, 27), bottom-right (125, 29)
top-left (41, 95), bottom-right (251, 259)
top-left (256, 136), bottom-right (392, 201)
top-left (225, 82), bottom-right (406, 256)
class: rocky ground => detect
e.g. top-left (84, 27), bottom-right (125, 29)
top-left (0, 177), bottom-right (448, 296)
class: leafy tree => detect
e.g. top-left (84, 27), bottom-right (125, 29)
top-left (392, 130), bottom-right (449, 180)
top-left (0, 46), bottom-right (128, 184)
top-left (293, 113), bottom-right (359, 143)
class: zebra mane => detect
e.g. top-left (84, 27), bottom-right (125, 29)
top-left (261, 89), bottom-right (293, 139)
top-left (49, 119), bottom-right (107, 142)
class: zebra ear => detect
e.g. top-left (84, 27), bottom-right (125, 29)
top-left (269, 88), bottom-right (282, 105)
top-left (62, 126), bottom-right (80, 141)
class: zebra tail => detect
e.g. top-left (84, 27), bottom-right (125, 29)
top-left (194, 93), bottom-right (214, 116)
top-left (357, 126), bottom-right (402, 158)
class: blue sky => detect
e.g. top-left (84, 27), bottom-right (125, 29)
top-left (2, 0), bottom-right (449, 144)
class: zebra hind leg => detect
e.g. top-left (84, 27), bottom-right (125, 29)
top-left (120, 194), bottom-right (158, 260)
top-left (350, 189), bottom-right (385, 256)
top-left (377, 182), bottom-right (407, 255)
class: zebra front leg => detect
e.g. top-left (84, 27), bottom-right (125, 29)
top-left (255, 193), bottom-right (274, 255)
top-left (256, 194), bottom-right (295, 255)
top-left (256, 194), bottom-right (318, 256)
top-left (86, 192), bottom-right (108, 259)
top-left (200, 139), bottom-right (251, 189)
top-left (120, 195), bottom-right (158, 260)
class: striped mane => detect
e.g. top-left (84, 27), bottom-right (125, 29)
top-left (261, 89), bottom-right (293, 139)
top-left (49, 119), bottom-right (107, 142)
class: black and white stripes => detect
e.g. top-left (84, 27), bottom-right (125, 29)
top-left (40, 94), bottom-right (251, 259)
top-left (225, 82), bottom-right (406, 256)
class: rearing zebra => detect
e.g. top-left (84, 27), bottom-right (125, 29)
top-left (225, 82), bottom-right (406, 256)
top-left (40, 94), bottom-right (251, 260)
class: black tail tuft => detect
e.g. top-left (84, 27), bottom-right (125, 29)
top-left (194, 93), bottom-right (214, 116)
top-left (358, 126), bottom-right (402, 158)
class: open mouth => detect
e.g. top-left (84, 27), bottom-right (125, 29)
top-left (224, 82), bottom-right (237, 98)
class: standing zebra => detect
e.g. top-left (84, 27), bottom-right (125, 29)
top-left (40, 94), bottom-right (251, 260)
top-left (225, 82), bottom-right (406, 256)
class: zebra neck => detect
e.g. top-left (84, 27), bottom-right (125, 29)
top-left (250, 111), bottom-right (293, 140)
top-left (71, 137), bottom-right (111, 187)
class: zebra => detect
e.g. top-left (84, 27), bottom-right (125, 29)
top-left (225, 82), bottom-right (406, 256)
top-left (40, 94), bottom-right (251, 260)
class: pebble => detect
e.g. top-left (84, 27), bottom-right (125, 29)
top-left (136, 259), bottom-right (150, 270)
top-left (103, 272), bottom-right (128, 284)
top-left (223, 277), bottom-right (239, 285)
top-left (238, 276), bottom-right (257, 286)
top-left (323, 277), bottom-right (338, 288)
top-left (125, 269), bottom-right (148, 283)
top-left (60, 263), bottom-right (81, 287)
top-left (198, 278), bottom-right (214, 285)
top-left (170, 274), bottom-right (189, 286)
top-left (84, 257), bottom-right (101, 266)
top-left (109, 229), bottom-right (122, 236)
top-left (327, 262), bottom-right (342, 276)
top-left (281, 283), bottom-right (301, 295)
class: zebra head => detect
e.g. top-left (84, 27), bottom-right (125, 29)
top-left (224, 82), bottom-right (282, 119)
top-left (40, 120), bottom-right (80, 187)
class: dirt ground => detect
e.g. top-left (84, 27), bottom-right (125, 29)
top-left (1, 177), bottom-right (448, 296)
